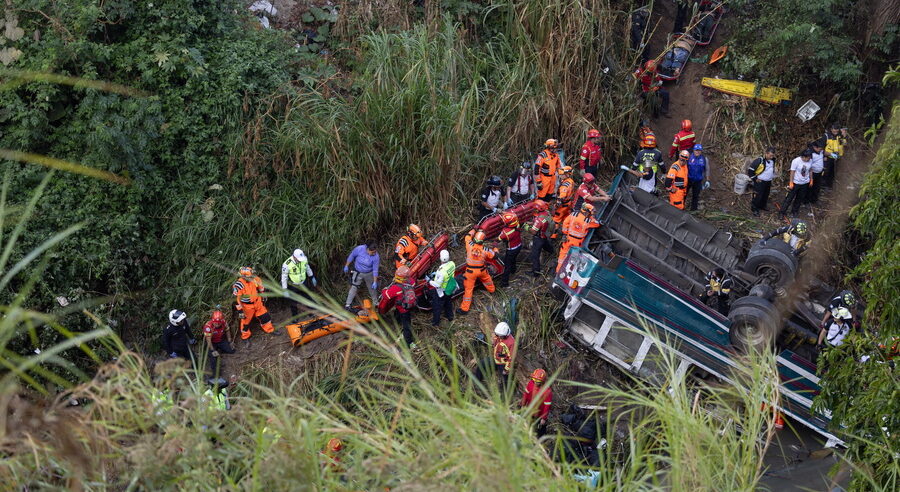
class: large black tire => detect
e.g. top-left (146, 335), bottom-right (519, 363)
top-left (748, 284), bottom-right (776, 302)
top-left (727, 295), bottom-right (782, 353)
top-left (743, 240), bottom-right (797, 288)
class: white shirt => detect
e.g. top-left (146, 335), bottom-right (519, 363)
top-left (790, 157), bottom-right (812, 185)
top-left (486, 189), bottom-right (502, 208)
top-left (510, 173), bottom-right (531, 195)
top-left (758, 158), bottom-right (775, 181)
top-left (824, 320), bottom-right (849, 346)
top-left (637, 167), bottom-right (656, 193)
top-left (810, 150), bottom-right (824, 173)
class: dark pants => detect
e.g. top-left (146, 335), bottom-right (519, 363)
top-left (583, 165), bottom-right (598, 177)
top-left (500, 247), bottom-right (521, 286)
top-left (531, 236), bottom-right (554, 274)
top-left (699, 293), bottom-right (730, 316)
top-left (209, 340), bottom-right (236, 376)
top-left (687, 179), bottom-right (703, 211)
top-left (780, 183), bottom-right (809, 217)
top-left (751, 179), bottom-right (771, 213)
top-left (287, 283), bottom-right (311, 317)
top-left (430, 290), bottom-right (454, 326)
top-left (823, 157), bottom-right (837, 187)
top-left (808, 172), bottom-right (823, 204)
top-left (396, 310), bottom-right (413, 346)
top-left (510, 192), bottom-right (530, 204)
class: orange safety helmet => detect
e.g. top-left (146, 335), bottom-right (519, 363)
top-left (587, 129), bottom-right (602, 139)
top-left (473, 231), bottom-right (486, 243)
top-left (239, 266), bottom-right (254, 277)
top-left (408, 224), bottom-right (422, 237)
top-left (211, 310), bottom-right (225, 322)
top-left (681, 119), bottom-right (692, 131)
top-left (583, 173), bottom-right (596, 184)
top-left (533, 199), bottom-right (549, 212)
top-left (644, 60), bottom-right (657, 71)
top-left (543, 138), bottom-right (559, 149)
top-left (679, 150), bottom-right (690, 159)
top-left (531, 368), bottom-right (547, 383)
top-left (581, 203), bottom-right (596, 215)
top-left (501, 211), bottom-right (519, 228)
top-left (558, 165), bottom-right (573, 176)
top-left (642, 134), bottom-right (657, 148)
top-left (327, 438), bottom-right (343, 453)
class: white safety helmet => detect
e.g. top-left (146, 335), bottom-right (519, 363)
top-left (168, 309), bottom-right (187, 326)
top-left (440, 249), bottom-right (450, 263)
top-left (494, 322), bottom-right (511, 337)
top-left (293, 248), bottom-right (306, 261)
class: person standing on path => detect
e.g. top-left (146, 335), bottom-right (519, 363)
top-left (579, 129), bottom-right (604, 177)
top-left (747, 148), bottom-right (776, 216)
top-left (634, 60), bottom-right (670, 116)
top-left (668, 119), bottom-right (696, 159)
top-left (343, 242), bottom-right (380, 311)
top-left (427, 250), bottom-right (456, 327)
top-left (163, 309), bottom-right (195, 362)
top-left (492, 322), bottom-right (516, 390)
top-left (665, 151), bottom-right (689, 210)
top-left (232, 267), bottom-right (275, 340)
top-left (378, 266), bottom-right (417, 349)
top-left (823, 123), bottom-right (848, 189)
top-left (807, 140), bottom-right (825, 204)
top-left (534, 139), bottom-right (562, 200)
top-left (525, 200), bottom-right (553, 277)
top-left (780, 150), bottom-right (813, 219)
top-left (521, 368), bottom-right (553, 437)
top-left (686, 144), bottom-right (710, 211)
top-left (280, 248), bottom-right (317, 318)
top-left (203, 309), bottom-right (235, 376)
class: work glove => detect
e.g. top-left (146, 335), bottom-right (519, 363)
top-left (703, 181), bottom-right (710, 190)
top-left (343, 265), bottom-right (349, 274)
top-left (830, 153), bottom-right (839, 159)
top-left (212, 350), bottom-right (220, 358)
top-left (311, 276), bottom-right (318, 288)
top-left (169, 352), bottom-right (178, 358)
top-left (371, 281), bottom-right (378, 291)
top-left (189, 338), bottom-right (197, 345)
top-left (237, 312), bottom-right (246, 319)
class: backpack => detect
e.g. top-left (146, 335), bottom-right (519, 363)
top-left (400, 283), bottom-right (417, 310)
top-left (444, 275), bottom-right (458, 295)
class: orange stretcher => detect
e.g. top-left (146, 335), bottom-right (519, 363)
top-left (285, 299), bottom-right (379, 347)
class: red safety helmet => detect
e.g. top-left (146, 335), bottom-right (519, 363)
top-left (644, 60), bottom-right (657, 71)
top-left (679, 150), bottom-right (690, 159)
top-left (587, 129), bottom-right (602, 139)
top-left (531, 368), bottom-right (547, 383)
top-left (583, 173), bottom-right (596, 184)
top-left (681, 119), bottom-right (692, 131)
top-left (211, 310), bottom-right (225, 322)
top-left (533, 199), bottom-right (549, 212)
top-left (642, 134), bottom-right (657, 148)
top-left (327, 438), bottom-right (343, 453)
top-left (501, 211), bottom-right (519, 228)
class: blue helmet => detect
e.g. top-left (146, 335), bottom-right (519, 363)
top-left (693, 144), bottom-right (703, 151)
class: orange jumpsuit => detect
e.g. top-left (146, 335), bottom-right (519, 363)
top-left (459, 233), bottom-right (496, 312)
top-left (394, 234), bottom-right (428, 269)
top-left (557, 212), bottom-right (600, 272)
top-left (551, 176), bottom-right (576, 238)
top-left (665, 161), bottom-right (688, 210)
top-left (534, 150), bottom-right (561, 199)
top-left (233, 275), bottom-right (274, 340)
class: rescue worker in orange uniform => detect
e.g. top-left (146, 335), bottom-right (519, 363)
top-left (668, 119), bottom-right (696, 159)
top-left (665, 150), bottom-right (690, 210)
top-left (551, 166), bottom-right (576, 239)
top-left (457, 229), bottom-right (497, 314)
top-left (521, 368), bottom-right (553, 436)
top-left (557, 203), bottom-right (600, 272)
top-left (534, 139), bottom-right (562, 200)
top-left (232, 266), bottom-right (275, 340)
top-left (394, 224), bottom-right (428, 269)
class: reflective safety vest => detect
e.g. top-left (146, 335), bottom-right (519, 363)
top-left (233, 276), bottom-right (264, 304)
top-left (466, 243), bottom-right (493, 268)
top-left (536, 150), bottom-right (561, 177)
top-left (557, 177), bottom-right (576, 203)
top-left (563, 213), bottom-right (600, 241)
top-left (666, 162), bottom-right (688, 189)
top-left (283, 257), bottom-right (309, 285)
top-left (202, 388), bottom-right (230, 411)
top-left (151, 390), bottom-right (174, 417)
top-left (493, 335), bottom-right (515, 371)
top-left (672, 130), bottom-right (696, 153)
top-left (437, 261), bottom-right (456, 290)
top-left (824, 131), bottom-right (845, 158)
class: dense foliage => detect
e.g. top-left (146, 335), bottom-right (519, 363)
top-left (1, 1), bottom-right (294, 339)
top-left (816, 79), bottom-right (900, 490)
top-left (725, 0), bottom-right (896, 95)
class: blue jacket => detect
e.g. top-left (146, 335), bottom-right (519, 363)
top-left (687, 154), bottom-right (707, 182)
top-left (346, 245), bottom-right (380, 277)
